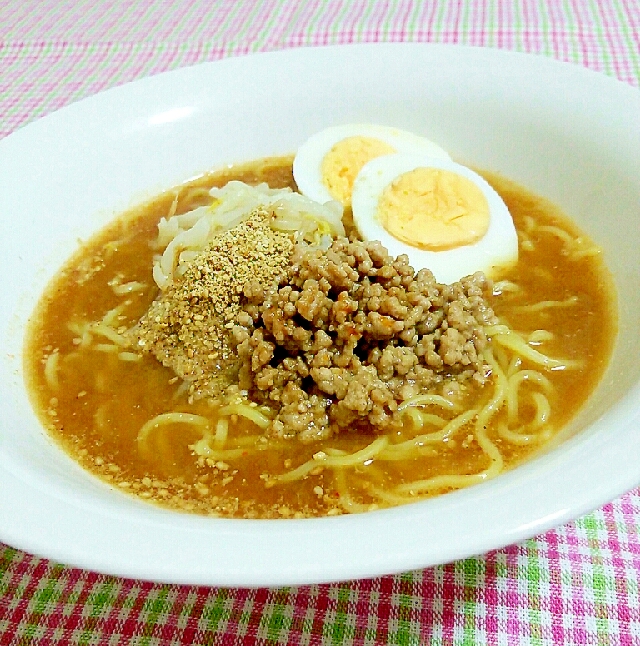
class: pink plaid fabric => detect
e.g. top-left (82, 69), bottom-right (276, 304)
top-left (1, 1), bottom-right (639, 644)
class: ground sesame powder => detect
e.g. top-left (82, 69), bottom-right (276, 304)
top-left (131, 209), bottom-right (293, 399)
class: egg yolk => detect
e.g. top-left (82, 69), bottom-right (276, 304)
top-left (376, 167), bottom-right (490, 251)
top-left (321, 136), bottom-right (396, 206)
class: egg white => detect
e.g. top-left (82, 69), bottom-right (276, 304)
top-left (351, 154), bottom-right (519, 284)
top-left (293, 124), bottom-right (451, 206)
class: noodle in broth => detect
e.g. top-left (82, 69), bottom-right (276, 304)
top-left (25, 157), bottom-right (616, 518)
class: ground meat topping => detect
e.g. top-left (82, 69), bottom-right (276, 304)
top-left (130, 209), bottom-right (294, 399)
top-left (131, 212), bottom-right (497, 441)
top-left (230, 238), bottom-right (498, 441)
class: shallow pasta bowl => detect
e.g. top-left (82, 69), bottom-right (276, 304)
top-left (0, 43), bottom-right (639, 587)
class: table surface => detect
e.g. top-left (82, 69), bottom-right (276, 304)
top-left (1, 1), bottom-right (639, 644)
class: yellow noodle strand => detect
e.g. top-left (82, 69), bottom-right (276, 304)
top-left (569, 247), bottom-right (601, 260)
top-left (499, 392), bottom-right (552, 445)
top-left (536, 224), bottom-right (576, 245)
top-left (94, 343), bottom-right (119, 353)
top-left (267, 459), bottom-right (320, 484)
top-left (89, 324), bottom-right (129, 347)
top-left (493, 280), bottom-right (521, 295)
top-left (137, 412), bottom-right (209, 444)
top-left (111, 281), bottom-right (146, 295)
top-left (374, 445), bottom-right (439, 461)
top-left (382, 408), bottom-right (479, 455)
top-left (118, 351), bottom-right (142, 362)
top-left (398, 394), bottom-right (458, 411)
top-left (401, 406), bottom-right (448, 431)
top-left (484, 324), bottom-right (511, 336)
top-left (507, 370), bottom-right (553, 424)
top-left (396, 472), bottom-right (489, 495)
top-left (270, 436), bottom-right (389, 485)
top-left (316, 436), bottom-right (389, 467)
top-left (473, 421), bottom-right (504, 478)
top-left (490, 329), bottom-right (583, 370)
top-left (100, 301), bottom-right (129, 327)
top-left (167, 191), bottom-right (180, 219)
top-left (506, 355), bottom-right (522, 378)
top-left (213, 418), bottom-right (229, 449)
top-left (172, 380), bottom-right (191, 400)
top-left (510, 296), bottom-right (579, 313)
top-left (528, 330), bottom-right (555, 344)
top-left (497, 423), bottom-right (538, 445)
top-left (402, 406), bottom-right (425, 430)
top-left (43, 351), bottom-right (60, 391)
top-left (416, 413), bottom-right (448, 428)
top-left (394, 414), bottom-right (504, 496)
top-left (530, 391), bottom-right (551, 428)
top-left (218, 403), bottom-right (271, 429)
top-left (476, 350), bottom-right (508, 431)
top-left (334, 471), bottom-right (378, 514)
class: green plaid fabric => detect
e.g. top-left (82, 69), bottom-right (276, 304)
top-left (1, 1), bottom-right (639, 644)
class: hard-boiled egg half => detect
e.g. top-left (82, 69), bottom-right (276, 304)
top-left (293, 124), bottom-right (450, 207)
top-left (351, 154), bottom-right (518, 284)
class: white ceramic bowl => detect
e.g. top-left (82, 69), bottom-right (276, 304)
top-left (1, 44), bottom-right (639, 587)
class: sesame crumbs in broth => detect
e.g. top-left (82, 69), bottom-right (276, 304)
top-left (133, 209), bottom-right (294, 400)
top-left (24, 156), bottom-right (616, 518)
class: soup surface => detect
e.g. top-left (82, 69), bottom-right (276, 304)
top-left (25, 157), bottom-right (616, 518)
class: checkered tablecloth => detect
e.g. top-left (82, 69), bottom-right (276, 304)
top-left (1, 1), bottom-right (639, 644)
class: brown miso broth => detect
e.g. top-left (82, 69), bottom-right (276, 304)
top-left (24, 156), bottom-right (616, 518)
